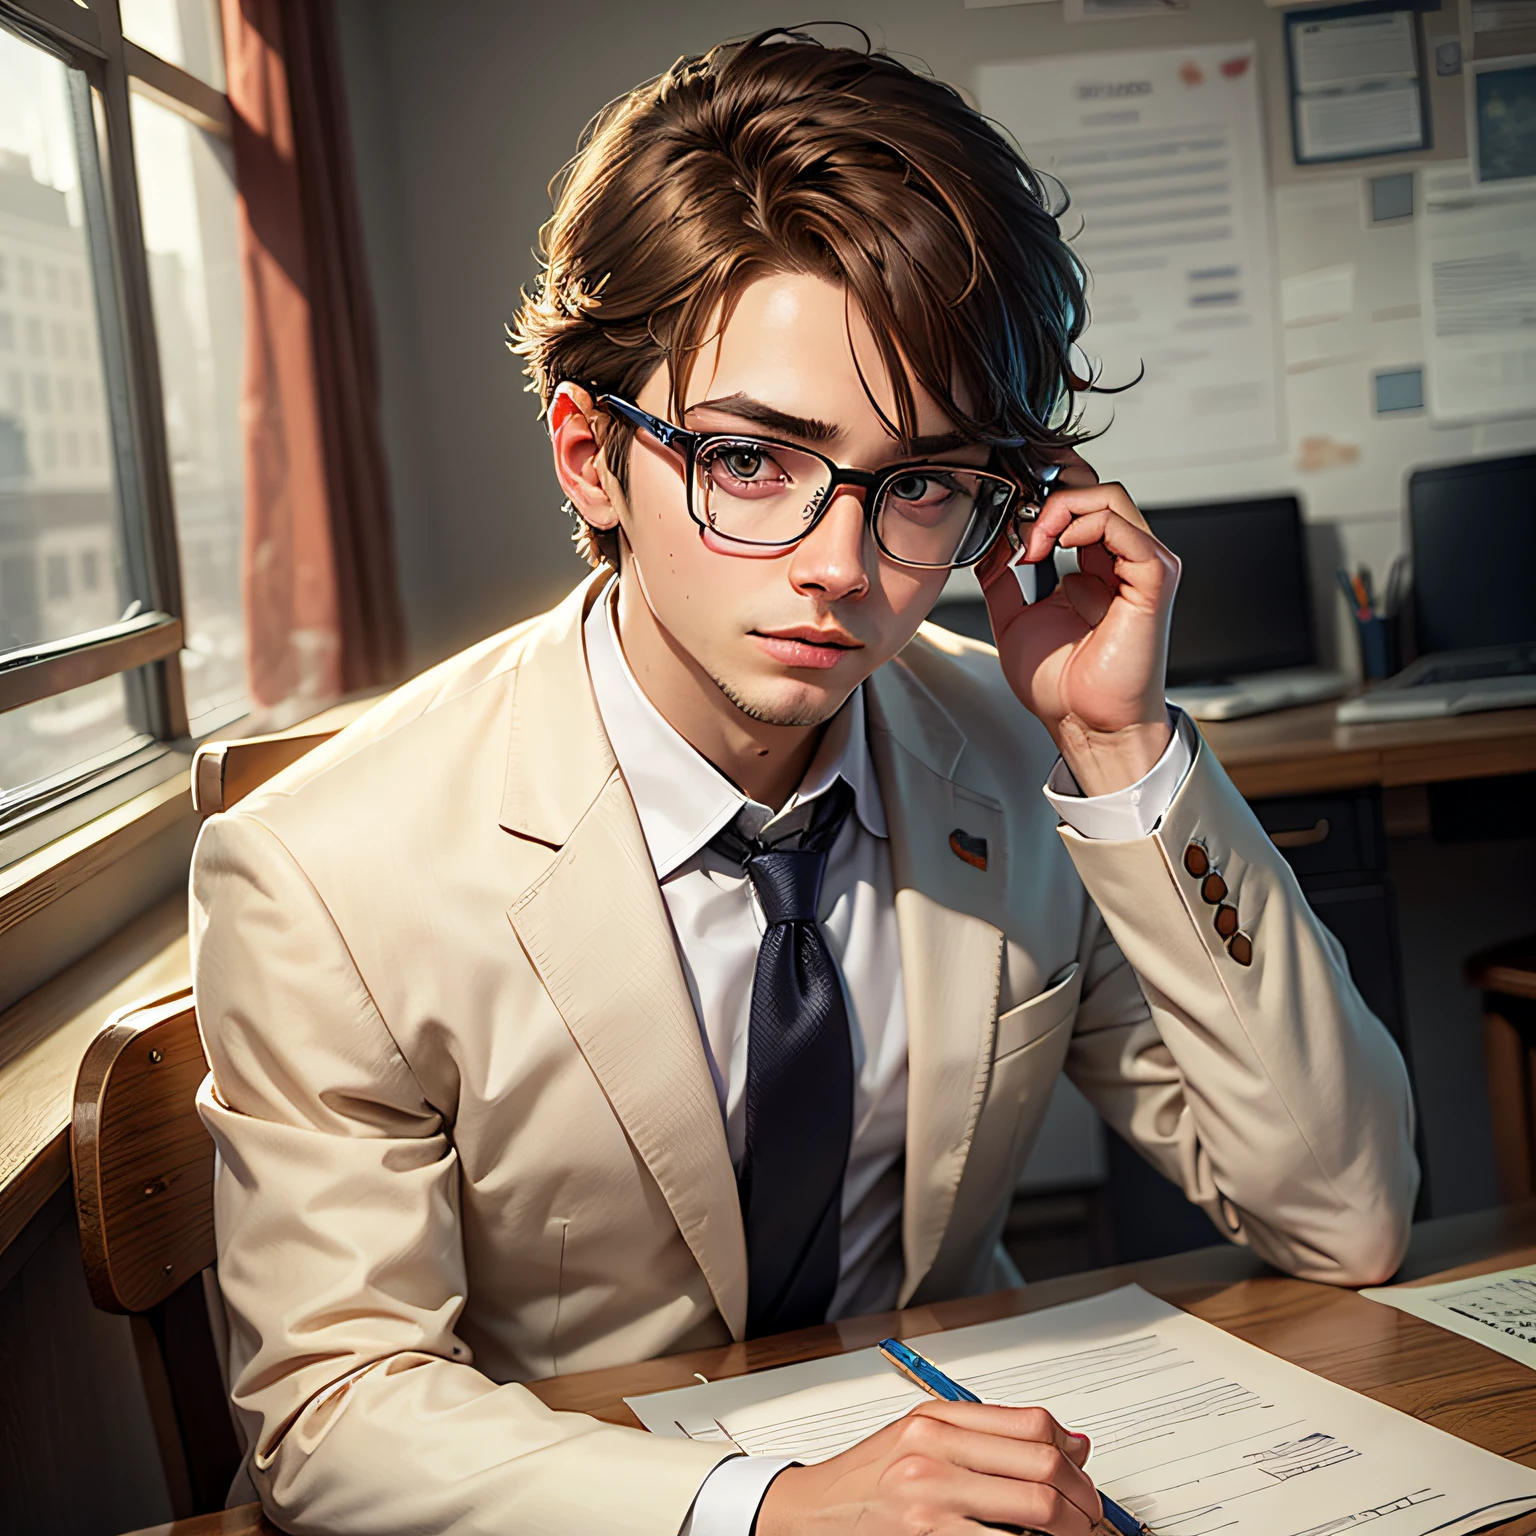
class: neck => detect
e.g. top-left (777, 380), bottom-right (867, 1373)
top-left (612, 570), bottom-right (829, 810)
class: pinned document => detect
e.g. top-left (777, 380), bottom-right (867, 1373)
top-left (978, 43), bottom-right (1282, 476)
top-left (629, 1285), bottom-right (1536, 1534)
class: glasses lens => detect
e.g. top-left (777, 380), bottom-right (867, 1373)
top-left (876, 469), bottom-right (1016, 568)
top-left (694, 438), bottom-right (834, 546)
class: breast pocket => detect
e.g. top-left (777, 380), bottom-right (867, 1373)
top-left (993, 962), bottom-right (1082, 1060)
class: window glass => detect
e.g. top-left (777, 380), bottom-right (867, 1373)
top-left (119, 0), bottom-right (226, 92)
top-left (131, 92), bottom-right (246, 732)
top-left (0, 28), bottom-right (130, 661)
top-left (0, 673), bottom-right (145, 821)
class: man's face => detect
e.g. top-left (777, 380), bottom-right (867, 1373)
top-left (613, 272), bottom-right (985, 728)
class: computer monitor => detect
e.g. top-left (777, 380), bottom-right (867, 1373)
top-left (1409, 454), bottom-right (1536, 656)
top-left (1143, 496), bottom-right (1315, 686)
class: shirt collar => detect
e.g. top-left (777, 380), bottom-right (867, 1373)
top-left (583, 581), bottom-right (886, 880)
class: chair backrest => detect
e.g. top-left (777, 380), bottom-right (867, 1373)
top-left (1468, 934), bottom-right (1536, 1203)
top-left (192, 727), bottom-right (341, 816)
top-left (72, 988), bottom-right (240, 1517)
top-left (73, 987), bottom-right (214, 1313)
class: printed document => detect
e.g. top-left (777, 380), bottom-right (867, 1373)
top-left (630, 1285), bottom-right (1536, 1535)
top-left (1420, 164), bottom-right (1536, 424)
top-left (1363, 1262), bottom-right (1536, 1371)
top-left (978, 43), bottom-right (1281, 474)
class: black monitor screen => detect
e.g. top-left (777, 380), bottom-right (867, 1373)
top-left (1143, 497), bottom-right (1314, 686)
top-left (1409, 455), bottom-right (1536, 656)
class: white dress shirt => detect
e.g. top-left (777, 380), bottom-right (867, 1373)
top-left (581, 587), bottom-right (1194, 1535)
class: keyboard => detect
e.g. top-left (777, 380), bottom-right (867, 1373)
top-left (1337, 643), bottom-right (1536, 723)
top-left (1166, 667), bottom-right (1350, 721)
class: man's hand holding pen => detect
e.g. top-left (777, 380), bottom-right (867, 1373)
top-left (755, 1399), bottom-right (1103, 1535)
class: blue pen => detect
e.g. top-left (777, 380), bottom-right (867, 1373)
top-left (876, 1338), bottom-right (1151, 1536)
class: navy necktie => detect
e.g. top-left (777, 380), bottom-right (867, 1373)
top-left (711, 780), bottom-right (856, 1338)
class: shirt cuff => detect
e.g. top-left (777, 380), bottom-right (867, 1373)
top-left (679, 1455), bottom-right (798, 1536)
top-left (1043, 708), bottom-right (1196, 840)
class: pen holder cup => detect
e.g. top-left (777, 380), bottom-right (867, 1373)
top-left (1355, 615), bottom-right (1397, 681)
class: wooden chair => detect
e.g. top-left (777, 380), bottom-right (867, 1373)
top-left (1469, 933), bottom-right (1536, 1202)
top-left (69, 723), bottom-right (355, 1535)
top-left (73, 988), bottom-right (279, 1534)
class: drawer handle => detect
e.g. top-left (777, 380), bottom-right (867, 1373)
top-left (1271, 817), bottom-right (1331, 850)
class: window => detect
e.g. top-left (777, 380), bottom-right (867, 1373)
top-left (131, 90), bottom-right (245, 730)
top-left (0, 4), bottom-right (249, 860)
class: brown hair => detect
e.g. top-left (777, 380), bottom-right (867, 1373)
top-left (509, 27), bottom-right (1093, 570)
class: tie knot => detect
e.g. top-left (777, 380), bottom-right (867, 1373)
top-left (746, 848), bottom-right (827, 925)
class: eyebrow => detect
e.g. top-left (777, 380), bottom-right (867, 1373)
top-left (689, 392), bottom-right (973, 459)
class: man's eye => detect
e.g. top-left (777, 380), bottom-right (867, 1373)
top-left (723, 449), bottom-right (769, 480)
top-left (890, 473), bottom-right (953, 504)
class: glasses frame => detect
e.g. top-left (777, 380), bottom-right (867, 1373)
top-left (598, 394), bottom-right (1039, 570)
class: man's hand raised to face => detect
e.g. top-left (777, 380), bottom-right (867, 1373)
top-left (755, 1400), bottom-right (1102, 1535)
top-left (975, 455), bottom-right (1181, 798)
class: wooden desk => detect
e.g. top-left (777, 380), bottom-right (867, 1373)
top-left (1203, 699), bottom-right (1536, 801)
top-left (528, 1204), bottom-right (1536, 1533)
top-left (123, 1209), bottom-right (1536, 1536)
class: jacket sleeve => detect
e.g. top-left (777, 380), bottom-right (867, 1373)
top-left (1059, 739), bottom-right (1418, 1287)
top-left (190, 812), bottom-right (730, 1536)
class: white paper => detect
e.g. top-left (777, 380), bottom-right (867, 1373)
top-left (1065, 0), bottom-right (1190, 21)
top-left (1291, 12), bottom-right (1417, 92)
top-left (1282, 264), bottom-right (1357, 326)
top-left (978, 43), bottom-right (1282, 474)
top-left (1296, 80), bottom-right (1424, 162)
top-left (1419, 164), bottom-right (1536, 424)
top-left (630, 1285), bottom-right (1536, 1535)
top-left (1362, 1263), bottom-right (1536, 1371)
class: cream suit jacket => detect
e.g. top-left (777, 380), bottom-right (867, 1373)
top-left (191, 573), bottom-right (1418, 1536)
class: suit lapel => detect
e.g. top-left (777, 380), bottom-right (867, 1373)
top-left (501, 577), bottom-right (747, 1338)
top-left (867, 648), bottom-right (1007, 1308)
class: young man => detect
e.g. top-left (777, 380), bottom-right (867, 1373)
top-left (191, 30), bottom-right (1417, 1536)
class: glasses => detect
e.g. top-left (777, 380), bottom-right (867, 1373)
top-left (599, 394), bottom-right (1041, 570)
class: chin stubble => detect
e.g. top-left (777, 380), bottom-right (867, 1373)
top-left (707, 667), bottom-right (842, 729)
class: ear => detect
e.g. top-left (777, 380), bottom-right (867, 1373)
top-left (549, 383), bottom-right (622, 531)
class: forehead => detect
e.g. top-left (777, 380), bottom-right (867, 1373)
top-left (683, 270), bottom-right (970, 443)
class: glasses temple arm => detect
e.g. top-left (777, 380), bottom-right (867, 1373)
top-left (596, 393), bottom-right (691, 452)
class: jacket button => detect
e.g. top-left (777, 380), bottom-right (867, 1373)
top-left (1201, 871), bottom-right (1228, 905)
top-left (1227, 931), bottom-right (1253, 966)
top-left (1214, 903), bottom-right (1240, 939)
top-left (1184, 841), bottom-right (1209, 877)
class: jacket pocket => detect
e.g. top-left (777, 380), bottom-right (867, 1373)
top-left (993, 962), bottom-right (1082, 1060)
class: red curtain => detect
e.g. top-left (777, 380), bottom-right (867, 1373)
top-left (222, 0), bottom-right (405, 709)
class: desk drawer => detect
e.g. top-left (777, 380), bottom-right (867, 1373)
top-left (1249, 789), bottom-right (1384, 875)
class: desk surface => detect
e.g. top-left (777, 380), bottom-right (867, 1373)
top-left (1203, 699), bottom-right (1536, 800)
top-left (130, 1206), bottom-right (1536, 1536)
top-left (529, 1204), bottom-right (1536, 1533)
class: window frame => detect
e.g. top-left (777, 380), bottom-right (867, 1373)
top-left (0, 0), bottom-right (241, 807)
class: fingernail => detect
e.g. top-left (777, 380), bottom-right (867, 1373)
top-left (1070, 1432), bottom-right (1090, 1451)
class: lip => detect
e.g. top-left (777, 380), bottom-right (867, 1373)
top-left (750, 624), bottom-right (862, 671)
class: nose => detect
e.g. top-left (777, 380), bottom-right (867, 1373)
top-left (787, 486), bottom-right (871, 603)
